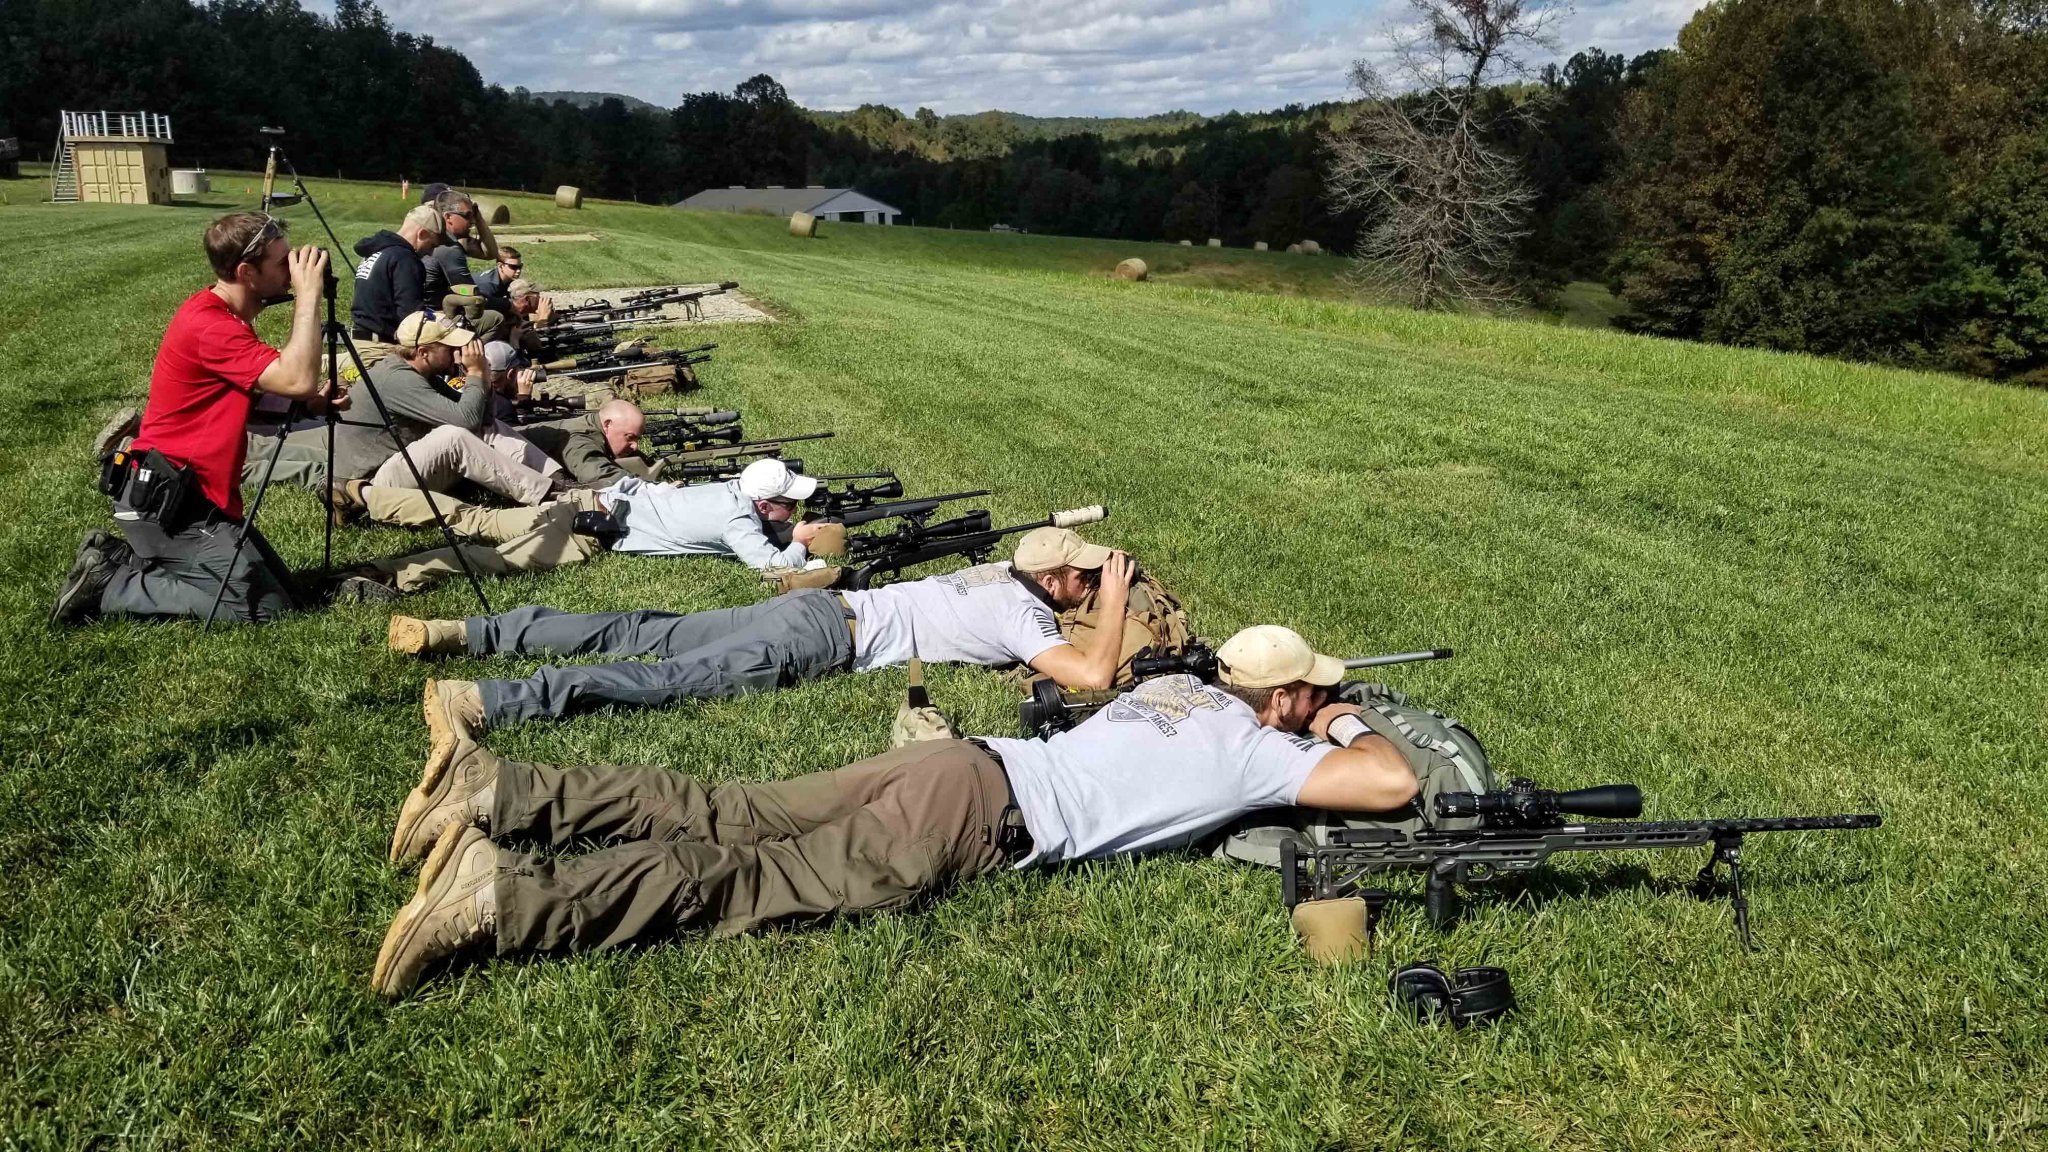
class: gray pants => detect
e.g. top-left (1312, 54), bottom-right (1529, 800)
top-left (243, 428), bottom-right (334, 492)
top-left (473, 588), bottom-right (856, 725)
top-left (99, 506), bottom-right (300, 623)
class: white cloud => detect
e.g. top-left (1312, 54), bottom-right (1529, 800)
top-left (300, 0), bottom-right (1705, 115)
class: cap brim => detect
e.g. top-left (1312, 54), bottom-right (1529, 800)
top-left (437, 328), bottom-right (476, 348)
top-left (1304, 653), bottom-right (1345, 687)
top-left (1068, 542), bottom-right (1113, 569)
top-left (783, 474), bottom-right (819, 501)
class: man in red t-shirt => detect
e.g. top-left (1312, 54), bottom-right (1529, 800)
top-left (52, 212), bottom-right (340, 625)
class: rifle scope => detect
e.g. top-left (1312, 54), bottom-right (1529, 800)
top-left (1436, 779), bottom-right (1643, 826)
top-left (1131, 641), bottom-right (1219, 681)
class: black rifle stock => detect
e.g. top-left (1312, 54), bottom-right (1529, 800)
top-left (841, 505), bottom-right (1108, 590)
top-left (835, 490), bottom-right (994, 529)
top-left (651, 431), bottom-right (832, 465)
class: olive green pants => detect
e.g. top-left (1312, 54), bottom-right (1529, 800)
top-left (489, 739), bottom-right (1013, 952)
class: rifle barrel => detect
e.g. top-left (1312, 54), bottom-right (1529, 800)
top-left (1344, 648), bottom-right (1453, 669)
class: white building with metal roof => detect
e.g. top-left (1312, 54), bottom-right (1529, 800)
top-left (677, 186), bottom-right (902, 225)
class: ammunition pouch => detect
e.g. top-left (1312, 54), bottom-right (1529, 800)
top-left (105, 447), bottom-right (206, 531)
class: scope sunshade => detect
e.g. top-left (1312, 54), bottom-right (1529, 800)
top-left (1389, 962), bottom-right (1515, 1028)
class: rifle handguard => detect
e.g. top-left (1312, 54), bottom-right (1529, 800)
top-left (1050, 505), bottom-right (1107, 528)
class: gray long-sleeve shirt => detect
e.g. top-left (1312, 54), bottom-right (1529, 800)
top-left (602, 477), bottom-right (808, 570)
top-left (328, 355), bottom-right (491, 479)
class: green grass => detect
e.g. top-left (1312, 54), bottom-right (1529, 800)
top-left (2, 174), bottom-right (2045, 1149)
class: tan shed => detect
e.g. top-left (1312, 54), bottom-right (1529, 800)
top-left (55, 111), bottom-right (175, 205)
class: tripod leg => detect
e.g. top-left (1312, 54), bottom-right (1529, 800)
top-left (321, 335), bottom-right (339, 579)
top-left (329, 322), bottom-right (492, 614)
top-left (204, 402), bottom-right (301, 631)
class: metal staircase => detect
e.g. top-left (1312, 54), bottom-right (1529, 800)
top-left (51, 110), bottom-right (173, 203)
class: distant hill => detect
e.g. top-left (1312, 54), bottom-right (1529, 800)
top-left (528, 90), bottom-right (664, 113)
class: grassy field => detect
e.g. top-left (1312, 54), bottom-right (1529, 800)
top-left (1, 174), bottom-right (2044, 1149)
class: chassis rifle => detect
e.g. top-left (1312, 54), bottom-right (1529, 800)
top-left (1281, 780), bottom-right (1881, 949)
top-left (551, 281), bottom-right (739, 324)
top-left (650, 431), bottom-right (833, 465)
top-left (833, 490), bottom-right (994, 529)
top-left (838, 505), bottom-right (1107, 590)
top-left (664, 457), bottom-right (807, 484)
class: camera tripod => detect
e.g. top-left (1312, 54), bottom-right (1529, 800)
top-left (204, 132), bottom-right (492, 627)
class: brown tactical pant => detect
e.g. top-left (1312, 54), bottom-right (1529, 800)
top-left (489, 739), bottom-right (1013, 953)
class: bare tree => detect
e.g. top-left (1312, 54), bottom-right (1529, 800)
top-left (1327, 1), bottom-right (1567, 309)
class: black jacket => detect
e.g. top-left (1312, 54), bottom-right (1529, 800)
top-left (350, 231), bottom-right (424, 342)
top-left (421, 243), bottom-right (474, 307)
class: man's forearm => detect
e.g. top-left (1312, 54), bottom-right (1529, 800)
top-left (267, 294), bottom-right (326, 398)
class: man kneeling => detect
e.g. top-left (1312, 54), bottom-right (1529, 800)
top-left (371, 625), bottom-right (1418, 997)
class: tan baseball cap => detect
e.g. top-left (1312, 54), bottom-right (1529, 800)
top-left (1012, 526), bottom-right (1112, 573)
top-left (1216, 625), bottom-right (1345, 690)
top-left (507, 277), bottom-right (540, 299)
top-left (395, 311), bottom-right (476, 350)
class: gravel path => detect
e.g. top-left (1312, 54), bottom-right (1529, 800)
top-left (545, 283), bottom-right (774, 325)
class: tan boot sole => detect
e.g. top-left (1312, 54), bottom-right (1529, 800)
top-left (421, 680), bottom-right (482, 788)
top-left (371, 820), bottom-right (468, 997)
top-left (389, 616), bottom-right (429, 655)
top-left (390, 745), bottom-right (456, 864)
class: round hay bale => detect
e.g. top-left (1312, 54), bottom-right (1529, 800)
top-left (790, 211), bottom-right (818, 238)
top-left (475, 196), bottom-right (511, 225)
top-left (1253, 241), bottom-right (1268, 252)
top-left (1113, 258), bottom-right (1149, 282)
top-left (1300, 239), bottom-right (1321, 254)
top-left (1285, 243), bottom-right (1303, 254)
top-left (1206, 238), bottom-right (1222, 248)
top-left (554, 185), bottom-right (583, 210)
top-left (1179, 239), bottom-right (1193, 247)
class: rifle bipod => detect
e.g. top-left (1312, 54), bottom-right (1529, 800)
top-left (1691, 832), bottom-right (1753, 950)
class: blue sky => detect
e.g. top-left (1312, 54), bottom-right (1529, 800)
top-left (312, 1), bottom-right (1704, 116)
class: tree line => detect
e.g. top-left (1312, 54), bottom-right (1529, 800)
top-left (1, 0), bottom-right (2040, 382)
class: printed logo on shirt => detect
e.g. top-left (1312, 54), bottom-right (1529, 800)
top-left (1106, 675), bottom-right (1227, 737)
top-left (1032, 607), bottom-right (1061, 640)
top-left (932, 564), bottom-right (1011, 597)
top-left (1283, 733), bottom-right (1322, 752)
top-left (355, 253), bottom-right (381, 281)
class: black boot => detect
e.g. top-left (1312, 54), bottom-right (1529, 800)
top-left (50, 531), bottom-right (122, 626)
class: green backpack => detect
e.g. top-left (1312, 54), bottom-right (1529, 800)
top-left (1210, 681), bottom-right (1496, 868)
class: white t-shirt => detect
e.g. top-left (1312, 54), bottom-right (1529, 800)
top-left (981, 675), bottom-right (1333, 867)
top-left (840, 563), bottom-right (1067, 672)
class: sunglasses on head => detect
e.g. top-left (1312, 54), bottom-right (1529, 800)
top-left (238, 214), bottom-right (285, 266)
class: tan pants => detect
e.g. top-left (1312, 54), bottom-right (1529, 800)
top-left (364, 486), bottom-right (553, 541)
top-left (486, 420), bottom-right (563, 481)
top-left (370, 505), bottom-right (604, 592)
top-left (372, 425), bottom-right (555, 505)
top-left (488, 739), bottom-right (1013, 950)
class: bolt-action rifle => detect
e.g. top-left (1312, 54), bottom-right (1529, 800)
top-left (805, 474), bottom-right (903, 515)
top-left (1017, 643), bottom-right (1456, 740)
top-left (838, 505), bottom-right (1108, 590)
top-left (649, 431), bottom-right (833, 465)
top-left (664, 457), bottom-right (808, 484)
top-left (546, 346), bottom-right (716, 382)
top-left (1280, 780), bottom-right (1881, 950)
top-left (540, 342), bottom-right (715, 375)
top-left (832, 490), bottom-right (994, 529)
top-left (551, 281), bottom-right (739, 324)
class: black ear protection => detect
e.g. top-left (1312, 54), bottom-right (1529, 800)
top-left (1389, 962), bottom-right (1515, 1027)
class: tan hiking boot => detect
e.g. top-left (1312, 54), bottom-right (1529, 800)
top-left (371, 823), bottom-right (499, 999)
top-left (389, 615), bottom-right (468, 656)
top-left (390, 739), bottom-right (501, 864)
top-left (423, 679), bottom-right (487, 781)
top-left (327, 479), bottom-right (368, 527)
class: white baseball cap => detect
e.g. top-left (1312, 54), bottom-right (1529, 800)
top-left (1216, 625), bottom-right (1345, 690)
top-left (483, 341), bottom-right (517, 372)
top-left (738, 458), bottom-right (818, 502)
